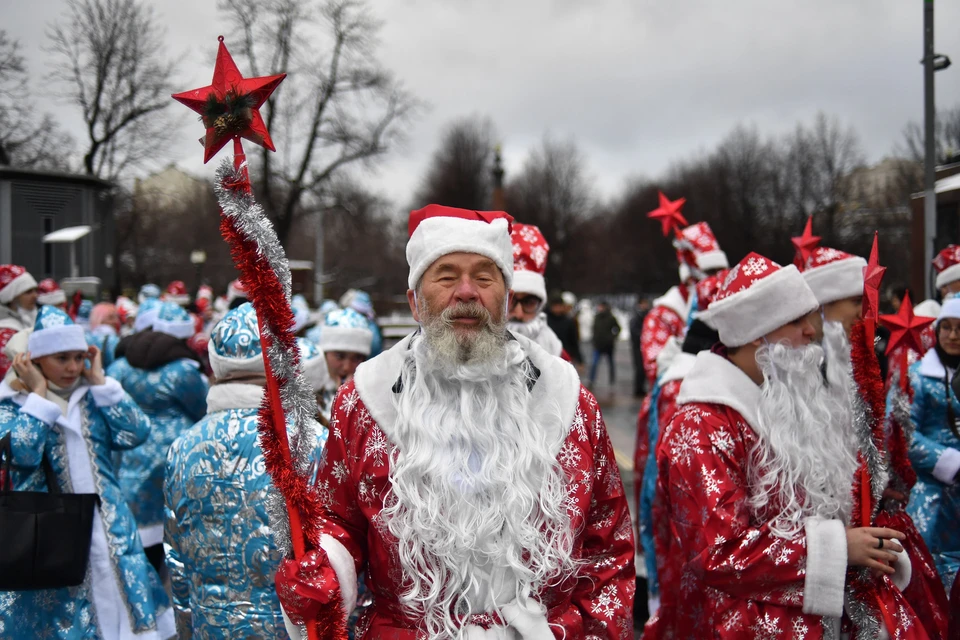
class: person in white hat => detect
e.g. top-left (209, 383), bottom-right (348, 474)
top-left (650, 252), bottom-right (917, 638)
top-left (0, 264), bottom-right (38, 331)
top-left (275, 204), bottom-right (634, 639)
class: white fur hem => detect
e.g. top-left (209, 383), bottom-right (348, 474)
top-left (647, 595), bottom-right (661, 618)
top-left (932, 447), bottom-right (960, 484)
top-left (802, 256), bottom-right (867, 306)
top-left (90, 377), bottom-right (125, 407)
top-left (138, 523), bottom-right (165, 549)
top-left (890, 547), bottom-right (912, 592)
top-left (280, 535), bottom-right (357, 640)
top-left (511, 269), bottom-right (547, 305)
top-left (936, 263), bottom-right (960, 289)
top-left (21, 391), bottom-right (62, 425)
top-left (802, 517), bottom-right (847, 618)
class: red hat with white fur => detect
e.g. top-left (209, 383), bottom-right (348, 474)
top-left (933, 245), bottom-right (960, 290)
top-left (36, 278), bottom-right (66, 306)
top-left (799, 246), bottom-right (867, 306)
top-left (0, 264), bottom-right (38, 305)
top-left (681, 222), bottom-right (729, 272)
top-left (164, 280), bottom-right (190, 306)
top-left (406, 204), bottom-right (515, 290)
top-left (511, 223), bottom-right (549, 302)
top-left (699, 253), bottom-right (819, 347)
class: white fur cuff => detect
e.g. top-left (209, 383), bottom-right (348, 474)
top-left (802, 517), bottom-right (847, 618)
top-left (90, 377), bottom-right (125, 407)
top-left (21, 392), bottom-right (62, 425)
top-left (890, 547), bottom-right (912, 592)
top-left (932, 447), bottom-right (960, 485)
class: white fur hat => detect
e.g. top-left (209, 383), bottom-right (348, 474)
top-left (699, 253), bottom-right (819, 348)
top-left (406, 205), bottom-right (515, 290)
top-left (800, 247), bottom-right (867, 306)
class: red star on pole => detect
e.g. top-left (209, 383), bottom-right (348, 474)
top-left (647, 191), bottom-right (688, 237)
top-left (862, 232), bottom-right (886, 324)
top-left (791, 217), bottom-right (821, 269)
top-left (879, 291), bottom-right (935, 356)
top-left (172, 36), bottom-right (286, 163)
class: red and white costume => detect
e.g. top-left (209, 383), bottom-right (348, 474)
top-left (509, 223), bottom-right (567, 360)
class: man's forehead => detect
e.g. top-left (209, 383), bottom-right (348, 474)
top-left (427, 253), bottom-right (500, 272)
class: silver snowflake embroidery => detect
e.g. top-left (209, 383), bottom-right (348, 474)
top-left (563, 482), bottom-right (582, 519)
top-left (792, 618), bottom-right (808, 639)
top-left (722, 610), bottom-right (743, 632)
top-left (558, 441), bottom-right (582, 471)
top-left (331, 461), bottom-right (349, 484)
top-left (519, 227), bottom-right (539, 244)
top-left (340, 390), bottom-right (359, 414)
top-left (700, 464), bottom-right (722, 496)
top-left (708, 428), bottom-right (734, 453)
top-left (742, 256), bottom-right (769, 277)
top-left (365, 428), bottom-right (389, 466)
top-left (750, 612), bottom-right (781, 639)
top-left (590, 584), bottom-right (622, 619)
top-left (570, 408), bottom-right (588, 441)
top-left (315, 479), bottom-right (337, 506)
top-left (669, 426), bottom-right (703, 467)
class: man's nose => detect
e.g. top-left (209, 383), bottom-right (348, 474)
top-left (453, 276), bottom-right (480, 302)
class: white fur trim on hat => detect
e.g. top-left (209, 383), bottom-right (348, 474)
top-left (699, 264), bottom-right (819, 348)
top-left (319, 326), bottom-right (373, 357)
top-left (512, 269), bottom-right (547, 304)
top-left (937, 296), bottom-right (960, 326)
top-left (0, 271), bottom-right (38, 305)
top-left (134, 308), bottom-right (159, 333)
top-left (936, 263), bottom-right (960, 290)
top-left (802, 256), bottom-right (867, 306)
top-left (207, 339), bottom-right (265, 381)
top-left (301, 354), bottom-right (331, 392)
top-left (37, 290), bottom-right (67, 306)
top-left (27, 324), bottom-right (88, 359)
top-left (406, 217), bottom-right (514, 290)
top-left (164, 294), bottom-right (190, 307)
top-left (153, 318), bottom-right (195, 340)
top-left (696, 249), bottom-right (729, 272)
top-left (678, 263), bottom-right (692, 283)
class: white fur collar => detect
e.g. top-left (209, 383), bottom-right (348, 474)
top-left (206, 383), bottom-right (264, 413)
top-left (660, 351), bottom-right (697, 385)
top-left (652, 286), bottom-right (690, 323)
top-left (918, 347), bottom-right (949, 379)
top-left (676, 350), bottom-right (761, 432)
top-left (353, 333), bottom-right (581, 454)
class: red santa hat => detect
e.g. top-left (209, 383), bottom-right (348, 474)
top-left (681, 222), bottom-right (729, 272)
top-left (933, 245), bottom-right (960, 290)
top-left (0, 264), bottom-right (38, 305)
top-left (36, 278), bottom-right (66, 306)
top-left (511, 223), bottom-right (549, 303)
top-left (799, 246), bottom-right (867, 306)
top-left (226, 278), bottom-right (247, 305)
top-left (406, 204), bottom-right (515, 290)
top-left (164, 280), bottom-right (190, 306)
top-left (699, 253), bottom-right (819, 347)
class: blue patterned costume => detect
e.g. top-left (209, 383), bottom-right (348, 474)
top-left (87, 328), bottom-right (121, 370)
top-left (0, 306), bottom-right (174, 638)
top-left (108, 302), bottom-right (208, 548)
top-left (163, 303), bottom-right (290, 638)
top-left (903, 348), bottom-right (960, 591)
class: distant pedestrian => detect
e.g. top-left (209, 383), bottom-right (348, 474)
top-left (629, 297), bottom-right (652, 396)
top-left (589, 300), bottom-right (620, 386)
top-left (546, 292), bottom-right (583, 365)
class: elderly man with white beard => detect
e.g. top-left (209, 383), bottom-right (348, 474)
top-left (275, 204), bottom-right (635, 640)
top-left (651, 252), bottom-right (914, 639)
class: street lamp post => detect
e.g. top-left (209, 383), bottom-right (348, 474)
top-left (190, 250), bottom-right (207, 294)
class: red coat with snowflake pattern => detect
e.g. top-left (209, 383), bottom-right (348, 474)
top-left (311, 380), bottom-right (635, 638)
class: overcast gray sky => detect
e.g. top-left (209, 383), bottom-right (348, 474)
top-left (5, 0), bottom-right (960, 205)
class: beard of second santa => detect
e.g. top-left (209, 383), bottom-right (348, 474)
top-left (381, 335), bottom-right (574, 639)
top-left (750, 341), bottom-right (859, 539)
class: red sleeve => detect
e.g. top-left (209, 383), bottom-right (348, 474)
top-left (312, 382), bottom-right (369, 572)
top-left (560, 348), bottom-right (572, 362)
top-left (640, 308), bottom-right (684, 386)
top-left (658, 404), bottom-right (810, 606)
top-left (570, 388), bottom-right (636, 639)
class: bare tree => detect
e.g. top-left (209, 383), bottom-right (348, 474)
top-left (0, 30), bottom-right (74, 169)
top-left (505, 135), bottom-right (595, 289)
top-left (898, 104), bottom-right (960, 166)
top-left (413, 116), bottom-right (497, 210)
top-left (220, 0), bottom-right (420, 245)
top-left (46, 0), bottom-right (176, 179)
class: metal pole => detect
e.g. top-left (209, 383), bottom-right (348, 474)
top-left (70, 242), bottom-right (77, 279)
top-left (314, 208), bottom-right (324, 304)
top-left (923, 0), bottom-right (937, 299)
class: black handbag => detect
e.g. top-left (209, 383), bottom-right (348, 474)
top-left (0, 431), bottom-right (100, 590)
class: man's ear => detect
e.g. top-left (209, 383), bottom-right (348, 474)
top-left (407, 289), bottom-right (420, 323)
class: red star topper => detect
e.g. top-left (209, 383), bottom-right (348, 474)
top-left (647, 191), bottom-right (688, 237)
top-left (791, 217), bottom-right (821, 269)
top-left (861, 232), bottom-right (886, 324)
top-left (172, 36), bottom-right (286, 163)
top-left (879, 291), bottom-right (935, 356)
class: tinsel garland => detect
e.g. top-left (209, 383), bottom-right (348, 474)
top-left (214, 158), bottom-right (347, 640)
top-left (885, 372), bottom-right (917, 494)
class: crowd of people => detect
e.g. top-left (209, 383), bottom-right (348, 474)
top-left (0, 202), bottom-right (958, 638)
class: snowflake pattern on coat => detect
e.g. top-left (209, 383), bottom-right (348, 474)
top-left (308, 382), bottom-right (635, 638)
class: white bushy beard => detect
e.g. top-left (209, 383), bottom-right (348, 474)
top-left (381, 330), bottom-right (575, 638)
top-left (750, 340), bottom-right (859, 538)
top-left (506, 313), bottom-right (546, 342)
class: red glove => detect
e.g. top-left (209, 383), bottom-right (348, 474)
top-left (275, 548), bottom-right (344, 627)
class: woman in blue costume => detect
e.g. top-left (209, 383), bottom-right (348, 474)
top-left (163, 303), bottom-right (297, 637)
top-left (0, 305), bottom-right (173, 638)
top-left (904, 294), bottom-right (960, 591)
top-left (107, 301), bottom-right (208, 574)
